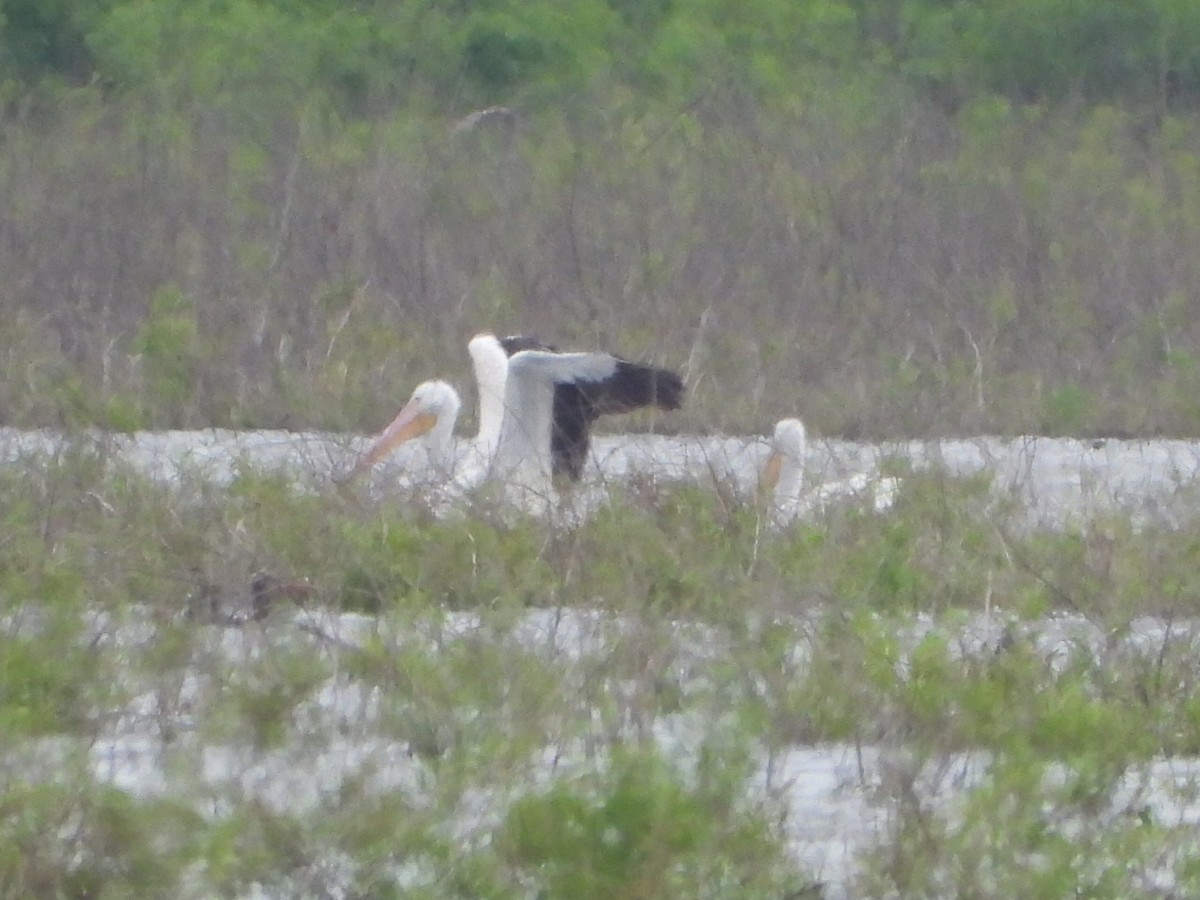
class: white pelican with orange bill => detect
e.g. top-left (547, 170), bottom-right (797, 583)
top-left (761, 418), bottom-right (899, 524)
top-left (343, 333), bottom-right (685, 510)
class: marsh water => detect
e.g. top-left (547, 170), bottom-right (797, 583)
top-left (6, 426), bottom-right (1200, 896)
top-left (5, 426), bottom-right (1200, 527)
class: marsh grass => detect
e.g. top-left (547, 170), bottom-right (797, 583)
top-left (4, 446), bottom-right (1200, 896)
top-left (9, 85), bottom-right (1200, 439)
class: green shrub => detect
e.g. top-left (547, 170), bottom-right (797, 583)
top-left (497, 746), bottom-right (798, 899)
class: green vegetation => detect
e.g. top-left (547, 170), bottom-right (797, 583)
top-left (2, 448), bottom-right (1200, 894)
top-left (2, 1), bottom-right (1200, 435)
top-left (497, 747), bottom-right (790, 898)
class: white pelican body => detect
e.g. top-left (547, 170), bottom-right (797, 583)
top-left (491, 350), bottom-right (622, 507)
top-left (467, 332), bottom-right (511, 462)
top-left (342, 334), bottom-right (535, 490)
top-left (761, 418), bottom-right (899, 524)
top-left (346, 333), bottom-right (685, 516)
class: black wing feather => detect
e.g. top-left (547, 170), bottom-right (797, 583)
top-left (552, 361), bottom-right (685, 480)
top-left (499, 334), bottom-right (684, 481)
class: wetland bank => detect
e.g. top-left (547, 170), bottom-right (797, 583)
top-left (5, 427), bottom-right (1200, 897)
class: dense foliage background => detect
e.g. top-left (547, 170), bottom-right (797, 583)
top-left (9, 6), bottom-right (1200, 895)
top-left (4, 0), bottom-right (1200, 436)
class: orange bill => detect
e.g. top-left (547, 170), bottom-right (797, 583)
top-left (347, 403), bottom-right (439, 479)
top-left (759, 450), bottom-right (783, 493)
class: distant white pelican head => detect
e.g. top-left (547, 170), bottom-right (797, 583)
top-left (760, 418), bottom-right (807, 502)
top-left (761, 417), bottom-right (898, 523)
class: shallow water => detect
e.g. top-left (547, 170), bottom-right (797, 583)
top-left (12, 602), bottom-right (1200, 898)
top-left (5, 426), bottom-right (1200, 528)
top-left (5, 427), bottom-right (1200, 895)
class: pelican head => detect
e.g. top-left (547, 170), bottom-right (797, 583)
top-left (760, 418), bottom-right (807, 494)
top-left (349, 379), bottom-right (461, 478)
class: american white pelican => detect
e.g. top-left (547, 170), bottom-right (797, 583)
top-left (466, 332), bottom-right (514, 460)
top-left (346, 334), bottom-right (684, 509)
top-left (489, 346), bottom-right (684, 498)
top-left (761, 418), bottom-right (899, 524)
top-left (469, 332), bottom-right (686, 481)
top-left (340, 333), bottom-right (521, 486)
